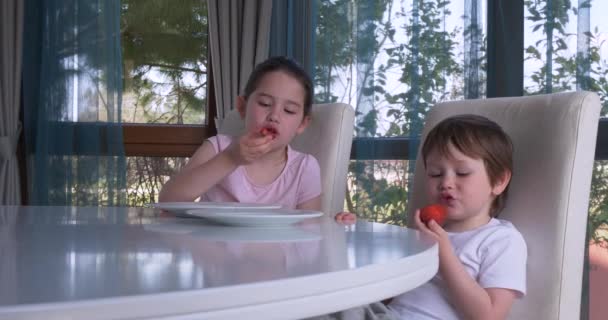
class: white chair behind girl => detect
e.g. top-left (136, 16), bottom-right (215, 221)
top-left (218, 103), bottom-right (355, 218)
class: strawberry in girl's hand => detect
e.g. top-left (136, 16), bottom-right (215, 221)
top-left (420, 204), bottom-right (447, 226)
top-left (260, 127), bottom-right (278, 138)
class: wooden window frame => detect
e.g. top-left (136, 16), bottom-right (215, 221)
top-left (123, 55), bottom-right (217, 158)
top-left (123, 125), bottom-right (210, 157)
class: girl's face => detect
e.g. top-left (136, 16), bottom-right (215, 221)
top-left (237, 70), bottom-right (310, 148)
top-left (424, 142), bottom-right (510, 232)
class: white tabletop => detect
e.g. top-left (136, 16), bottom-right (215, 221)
top-left (0, 206), bottom-right (437, 320)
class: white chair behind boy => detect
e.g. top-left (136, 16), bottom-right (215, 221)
top-left (218, 103), bottom-right (355, 218)
top-left (408, 91), bottom-right (601, 320)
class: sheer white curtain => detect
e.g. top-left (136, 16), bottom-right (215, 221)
top-left (0, 0), bottom-right (23, 205)
top-left (208, 0), bottom-right (273, 123)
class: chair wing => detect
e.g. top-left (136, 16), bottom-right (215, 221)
top-left (218, 103), bottom-right (355, 217)
top-left (408, 91), bottom-right (601, 320)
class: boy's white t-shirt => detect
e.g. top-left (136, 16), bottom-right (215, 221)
top-left (388, 218), bottom-right (527, 320)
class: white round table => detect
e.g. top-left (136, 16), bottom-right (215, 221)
top-left (0, 206), bottom-right (437, 320)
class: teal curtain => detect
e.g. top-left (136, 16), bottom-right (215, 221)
top-left (22, 0), bottom-right (126, 206)
top-left (269, 0), bottom-right (316, 76)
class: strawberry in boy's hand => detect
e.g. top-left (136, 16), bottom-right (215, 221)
top-left (260, 127), bottom-right (278, 139)
top-left (420, 204), bottom-right (447, 226)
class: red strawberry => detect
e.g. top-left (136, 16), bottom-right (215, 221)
top-left (260, 127), bottom-right (278, 138)
top-left (420, 204), bottom-right (447, 226)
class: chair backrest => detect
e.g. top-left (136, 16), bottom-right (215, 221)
top-left (408, 91), bottom-right (601, 320)
top-left (217, 103), bottom-right (355, 217)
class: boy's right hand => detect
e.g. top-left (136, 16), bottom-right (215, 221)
top-left (414, 209), bottom-right (455, 268)
top-left (414, 209), bottom-right (449, 242)
top-left (224, 131), bottom-right (274, 165)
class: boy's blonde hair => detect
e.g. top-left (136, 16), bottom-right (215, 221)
top-left (421, 114), bottom-right (513, 217)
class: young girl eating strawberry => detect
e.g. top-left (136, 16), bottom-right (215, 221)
top-left (159, 56), bottom-right (354, 222)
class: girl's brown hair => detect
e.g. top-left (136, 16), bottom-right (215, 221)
top-left (243, 56), bottom-right (313, 118)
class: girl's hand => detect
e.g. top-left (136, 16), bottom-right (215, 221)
top-left (335, 212), bottom-right (357, 225)
top-left (225, 131), bottom-right (274, 165)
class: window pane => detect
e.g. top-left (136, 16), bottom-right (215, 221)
top-left (523, 4), bottom-right (608, 316)
top-left (523, 1), bottom-right (608, 116)
top-left (314, 0), bottom-right (485, 137)
top-left (346, 159), bottom-right (410, 225)
top-left (315, 0), bottom-right (485, 224)
top-left (126, 157), bottom-right (188, 206)
top-left (120, 0), bottom-right (208, 124)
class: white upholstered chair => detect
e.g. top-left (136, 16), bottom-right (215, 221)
top-left (217, 103), bottom-right (355, 218)
top-left (408, 91), bottom-right (601, 319)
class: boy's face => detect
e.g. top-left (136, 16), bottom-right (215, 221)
top-left (424, 142), bottom-right (510, 232)
top-left (237, 70), bottom-right (309, 148)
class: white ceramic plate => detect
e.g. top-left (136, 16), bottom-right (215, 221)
top-left (147, 202), bottom-right (282, 214)
top-left (185, 208), bottom-right (324, 227)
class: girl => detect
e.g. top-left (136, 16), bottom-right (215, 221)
top-left (159, 56), bottom-right (354, 223)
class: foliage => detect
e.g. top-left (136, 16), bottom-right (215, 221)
top-left (315, 0), bottom-right (465, 222)
top-left (523, 0), bottom-right (608, 244)
top-left (120, 0), bottom-right (208, 206)
top-left (314, 0), bottom-right (608, 241)
top-left (314, 0), bottom-right (356, 104)
top-left (125, 157), bottom-right (187, 206)
top-left (382, 0), bottom-right (461, 137)
top-left (118, 0), bottom-right (608, 238)
top-left (121, 0), bottom-right (208, 125)
top-left (589, 161), bottom-right (608, 245)
top-left (346, 160), bottom-right (409, 226)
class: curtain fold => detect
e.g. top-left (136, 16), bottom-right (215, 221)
top-left (269, 0), bottom-right (316, 75)
top-left (208, 0), bottom-right (273, 123)
top-left (0, 0), bottom-right (24, 205)
top-left (0, 207), bottom-right (17, 303)
top-left (22, 0), bottom-right (126, 206)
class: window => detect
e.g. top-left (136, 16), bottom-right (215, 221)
top-left (120, 0), bottom-right (213, 205)
top-left (522, 2), bottom-right (608, 318)
top-left (314, 0), bottom-right (608, 317)
top-left (314, 0), bottom-right (485, 224)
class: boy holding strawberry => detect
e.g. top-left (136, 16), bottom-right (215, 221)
top-left (388, 115), bottom-right (527, 319)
